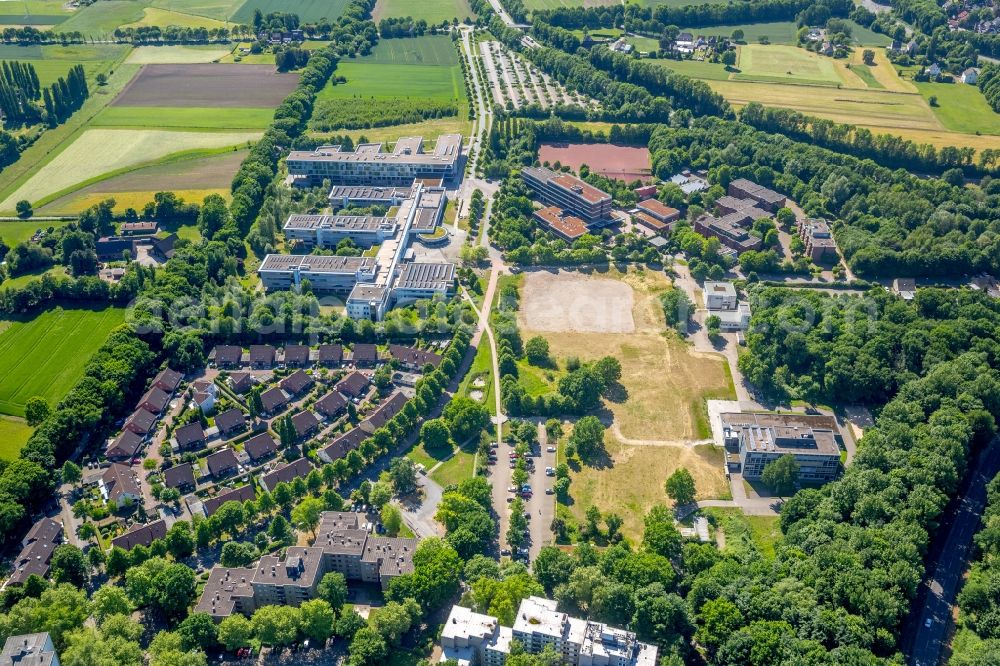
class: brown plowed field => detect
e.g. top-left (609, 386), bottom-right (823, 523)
top-left (538, 142), bottom-right (652, 182)
top-left (113, 64), bottom-right (298, 107)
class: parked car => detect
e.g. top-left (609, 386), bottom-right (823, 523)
top-left (546, 446), bottom-right (556, 452)
top-left (500, 548), bottom-right (511, 556)
top-left (508, 485), bottom-right (517, 493)
top-left (521, 484), bottom-right (531, 492)
top-left (545, 467), bottom-right (555, 476)
top-left (545, 487), bottom-right (554, 495)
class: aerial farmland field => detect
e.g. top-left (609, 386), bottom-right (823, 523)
top-left (125, 45), bottom-right (233, 64)
top-left (0, 306), bottom-right (127, 418)
top-left (232, 0), bottom-right (351, 23)
top-left (0, 129), bottom-right (259, 210)
top-left (37, 149), bottom-right (247, 215)
top-left (113, 64), bottom-right (298, 107)
top-left (311, 35), bottom-right (467, 132)
top-left (373, 0), bottom-right (474, 23)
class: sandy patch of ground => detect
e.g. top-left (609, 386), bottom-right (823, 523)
top-left (519, 270), bottom-right (636, 333)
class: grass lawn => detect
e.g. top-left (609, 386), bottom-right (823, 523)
top-left (1, 266), bottom-right (68, 290)
top-left (430, 443), bottom-right (477, 486)
top-left (916, 81), bottom-right (1000, 135)
top-left (0, 416), bottom-right (32, 461)
top-left (652, 57), bottom-right (733, 81)
top-left (232, 0), bottom-right (351, 23)
top-left (0, 219), bottom-right (71, 245)
top-left (458, 339), bottom-right (494, 414)
top-left (735, 44), bottom-right (844, 86)
top-left (702, 507), bottom-right (782, 557)
top-left (92, 106), bottom-right (274, 130)
top-left (0, 305), bottom-right (127, 417)
top-left (373, 0), bottom-right (474, 23)
top-left (515, 359), bottom-right (558, 397)
top-left (0, 128), bottom-right (259, 211)
top-left (628, 0), bottom-right (715, 6)
top-left (126, 45), bottom-right (232, 64)
top-left (567, 433), bottom-right (730, 542)
top-left (685, 21), bottom-right (803, 45)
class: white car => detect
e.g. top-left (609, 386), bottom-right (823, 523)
top-left (546, 446), bottom-right (556, 452)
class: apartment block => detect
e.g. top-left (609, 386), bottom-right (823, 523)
top-left (1, 633), bottom-right (60, 666)
top-left (797, 218), bottom-right (838, 263)
top-left (721, 412), bottom-right (842, 482)
top-left (439, 597), bottom-right (657, 666)
top-left (196, 511), bottom-right (417, 620)
top-left (521, 167), bottom-right (612, 224)
top-left (287, 135), bottom-right (463, 186)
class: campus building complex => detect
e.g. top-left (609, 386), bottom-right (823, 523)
top-left (196, 511), bottom-right (418, 620)
top-left (440, 597), bottom-right (657, 666)
top-left (261, 181), bottom-right (455, 321)
top-left (721, 412), bottom-right (843, 482)
top-left (286, 135), bottom-right (463, 186)
top-left (521, 167), bottom-right (612, 224)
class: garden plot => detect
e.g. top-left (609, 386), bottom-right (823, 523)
top-left (479, 40), bottom-right (596, 111)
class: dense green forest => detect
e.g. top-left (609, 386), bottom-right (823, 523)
top-left (954, 472), bottom-right (1000, 662)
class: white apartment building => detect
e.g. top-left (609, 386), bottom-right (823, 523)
top-left (440, 597), bottom-right (657, 666)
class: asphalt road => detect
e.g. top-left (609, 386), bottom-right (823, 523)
top-left (907, 441), bottom-right (1000, 666)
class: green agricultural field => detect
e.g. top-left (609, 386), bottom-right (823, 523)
top-left (0, 128), bottom-right (260, 210)
top-left (58, 0), bottom-right (149, 36)
top-left (0, 220), bottom-right (71, 246)
top-left (149, 0), bottom-right (245, 20)
top-left (126, 45), bottom-right (233, 64)
top-left (373, 0), bottom-right (473, 23)
top-left (232, 0), bottom-right (351, 23)
top-left (316, 36), bottom-right (466, 101)
top-left (735, 44), bottom-right (844, 86)
top-left (0, 416), bottom-right (32, 460)
top-left (916, 81), bottom-right (1000, 135)
top-left (93, 106), bottom-right (274, 130)
top-left (0, 305), bottom-right (127, 418)
top-left (523, 0), bottom-right (617, 9)
top-left (0, 0), bottom-right (72, 26)
top-left (321, 62), bottom-right (465, 100)
top-left (362, 35), bottom-right (463, 66)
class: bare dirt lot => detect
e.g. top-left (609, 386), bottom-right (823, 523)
top-left (538, 142), bottom-right (652, 182)
top-left (520, 270), bottom-right (636, 333)
top-left (112, 64), bottom-right (298, 107)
